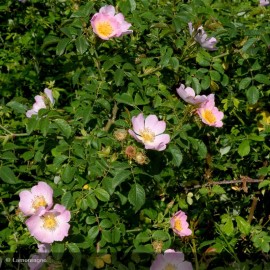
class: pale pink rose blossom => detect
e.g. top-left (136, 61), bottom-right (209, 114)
top-left (128, 113), bottom-right (170, 151)
top-left (176, 84), bottom-right (210, 105)
top-left (260, 0), bottom-right (270, 6)
top-left (197, 97), bottom-right (224, 127)
top-left (26, 204), bottom-right (71, 244)
top-left (150, 249), bottom-right (193, 270)
top-left (91, 5), bottom-right (132, 40)
top-left (188, 22), bottom-right (218, 51)
top-left (28, 243), bottom-right (51, 270)
top-left (26, 88), bottom-right (54, 118)
top-left (170, 210), bottom-right (192, 237)
top-left (19, 182), bottom-right (53, 216)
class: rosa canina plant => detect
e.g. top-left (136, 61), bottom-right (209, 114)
top-left (0, 0), bottom-right (270, 269)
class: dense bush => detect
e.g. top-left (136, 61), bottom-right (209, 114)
top-left (0, 0), bottom-right (270, 269)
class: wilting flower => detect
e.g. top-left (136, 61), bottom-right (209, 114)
top-left (91, 5), bottom-right (132, 40)
top-left (134, 152), bottom-right (148, 165)
top-left (188, 22), bottom-right (218, 51)
top-left (28, 243), bottom-right (51, 270)
top-left (19, 182), bottom-right (53, 216)
top-left (176, 84), bottom-right (210, 105)
top-left (150, 249), bottom-right (193, 270)
top-left (125, 145), bottom-right (137, 159)
top-left (197, 98), bottom-right (224, 127)
top-left (26, 204), bottom-right (71, 244)
top-left (170, 210), bottom-right (192, 237)
top-left (26, 88), bottom-right (54, 118)
top-left (260, 0), bottom-right (270, 6)
top-left (128, 113), bottom-right (170, 151)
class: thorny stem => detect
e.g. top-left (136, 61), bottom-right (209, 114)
top-left (248, 197), bottom-right (258, 224)
top-left (185, 177), bottom-right (266, 191)
top-left (191, 238), bottom-right (199, 270)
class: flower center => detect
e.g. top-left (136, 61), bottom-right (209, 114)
top-left (32, 196), bottom-right (47, 210)
top-left (202, 109), bottom-right (216, 124)
top-left (96, 21), bottom-right (114, 37)
top-left (174, 218), bottom-right (183, 231)
top-left (139, 128), bottom-right (155, 143)
top-left (164, 263), bottom-right (177, 270)
top-left (42, 213), bottom-right (58, 231)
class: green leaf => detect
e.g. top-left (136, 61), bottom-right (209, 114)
top-left (152, 230), bottom-right (170, 241)
top-left (239, 77), bottom-right (251, 90)
top-left (254, 74), bottom-right (270, 85)
top-left (235, 216), bottom-right (250, 235)
top-left (61, 192), bottom-right (74, 209)
top-left (246, 86), bottom-right (259, 105)
top-left (6, 101), bottom-right (27, 114)
top-left (67, 243), bottom-right (80, 255)
top-left (0, 166), bottom-right (20, 184)
top-left (212, 185), bottom-right (226, 195)
top-left (51, 243), bottom-right (65, 260)
top-left (71, 2), bottom-right (94, 17)
top-left (128, 183), bottom-right (145, 213)
top-left (128, 0), bottom-right (136, 11)
top-left (54, 119), bottom-right (72, 138)
top-left (238, 140), bottom-right (250, 157)
top-left (94, 188), bottom-right (110, 202)
top-left (112, 170), bottom-right (131, 189)
top-left (111, 227), bottom-right (121, 244)
top-left (56, 38), bottom-right (70, 56)
top-left (168, 144), bottom-right (183, 167)
top-left (209, 70), bottom-right (221, 82)
top-left (114, 69), bottom-right (125, 86)
top-left (88, 226), bottom-right (99, 240)
top-left (62, 164), bottom-right (76, 184)
top-left (114, 93), bottom-right (133, 105)
top-left (86, 194), bottom-right (98, 209)
top-left (75, 35), bottom-right (89, 55)
top-left (220, 216), bottom-right (234, 236)
top-left (160, 47), bottom-right (173, 68)
top-left (242, 37), bottom-right (257, 52)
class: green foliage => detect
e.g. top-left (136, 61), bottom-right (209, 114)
top-left (1, 0), bottom-right (270, 269)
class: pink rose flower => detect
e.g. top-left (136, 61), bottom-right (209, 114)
top-left (26, 204), bottom-right (71, 244)
top-left (19, 182), bottom-right (53, 216)
top-left (26, 88), bottom-right (54, 118)
top-left (260, 0), bottom-right (270, 6)
top-left (28, 243), bottom-right (51, 270)
top-left (176, 84), bottom-right (209, 105)
top-left (170, 210), bottom-right (192, 237)
top-left (188, 22), bottom-right (218, 51)
top-left (150, 249), bottom-right (193, 270)
top-left (128, 113), bottom-right (170, 151)
top-left (91, 5), bottom-right (132, 40)
top-left (197, 97), bottom-right (224, 127)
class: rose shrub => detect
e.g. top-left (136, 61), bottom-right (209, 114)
top-left (0, 0), bottom-right (270, 269)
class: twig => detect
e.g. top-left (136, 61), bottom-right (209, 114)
top-left (103, 103), bottom-right (118, 132)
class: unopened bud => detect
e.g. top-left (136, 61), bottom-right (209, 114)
top-left (114, 129), bottom-right (128, 141)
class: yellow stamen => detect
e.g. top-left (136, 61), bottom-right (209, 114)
top-left (139, 128), bottom-right (155, 143)
top-left (201, 109), bottom-right (216, 124)
top-left (174, 218), bottom-right (183, 231)
top-left (96, 21), bottom-right (113, 38)
top-left (165, 264), bottom-right (177, 270)
top-left (42, 213), bottom-right (58, 230)
top-left (32, 196), bottom-right (47, 210)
